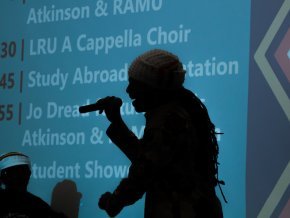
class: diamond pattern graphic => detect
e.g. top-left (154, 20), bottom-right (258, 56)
top-left (254, 0), bottom-right (290, 121)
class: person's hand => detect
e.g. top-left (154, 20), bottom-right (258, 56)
top-left (98, 192), bottom-right (123, 217)
top-left (98, 192), bottom-right (112, 210)
top-left (96, 96), bottom-right (122, 123)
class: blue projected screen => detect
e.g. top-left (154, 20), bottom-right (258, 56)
top-left (1, 1), bottom-right (289, 218)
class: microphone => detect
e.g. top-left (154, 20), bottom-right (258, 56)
top-left (79, 103), bottom-right (101, 113)
top-left (79, 98), bottom-right (122, 113)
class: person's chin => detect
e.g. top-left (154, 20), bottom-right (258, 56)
top-left (132, 100), bottom-right (145, 113)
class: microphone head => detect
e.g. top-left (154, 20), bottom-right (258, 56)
top-left (78, 106), bottom-right (87, 113)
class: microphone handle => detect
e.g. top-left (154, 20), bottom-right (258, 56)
top-left (79, 98), bottom-right (122, 113)
top-left (79, 103), bottom-right (100, 113)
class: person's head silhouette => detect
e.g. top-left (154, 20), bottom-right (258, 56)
top-left (126, 49), bottom-right (185, 112)
top-left (0, 152), bottom-right (31, 192)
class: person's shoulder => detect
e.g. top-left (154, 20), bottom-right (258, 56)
top-left (27, 192), bottom-right (64, 217)
top-left (26, 192), bottom-right (52, 209)
top-left (148, 102), bottom-right (191, 130)
top-left (169, 102), bottom-right (190, 118)
top-left (166, 103), bottom-right (192, 130)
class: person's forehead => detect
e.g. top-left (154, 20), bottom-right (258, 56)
top-left (4, 164), bottom-right (31, 173)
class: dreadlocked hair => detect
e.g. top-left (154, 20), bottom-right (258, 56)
top-left (177, 87), bottom-right (227, 202)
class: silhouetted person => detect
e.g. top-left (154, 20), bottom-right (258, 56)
top-left (0, 152), bottom-right (67, 218)
top-left (96, 49), bottom-right (225, 217)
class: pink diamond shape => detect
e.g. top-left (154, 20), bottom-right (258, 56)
top-left (279, 198), bottom-right (290, 218)
top-left (274, 28), bottom-right (290, 83)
